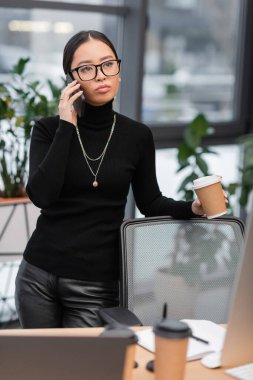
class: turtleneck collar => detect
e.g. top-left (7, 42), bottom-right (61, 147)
top-left (78, 99), bottom-right (114, 130)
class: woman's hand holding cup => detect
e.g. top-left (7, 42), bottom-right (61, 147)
top-left (192, 175), bottom-right (228, 218)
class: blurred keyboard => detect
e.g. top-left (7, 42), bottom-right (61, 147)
top-left (225, 363), bottom-right (253, 380)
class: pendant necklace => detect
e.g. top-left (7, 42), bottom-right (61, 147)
top-left (75, 114), bottom-right (116, 188)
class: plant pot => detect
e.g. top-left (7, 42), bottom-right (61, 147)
top-left (0, 196), bottom-right (30, 204)
top-left (154, 271), bottom-right (200, 320)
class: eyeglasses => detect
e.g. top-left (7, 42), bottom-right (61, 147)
top-left (70, 59), bottom-right (121, 81)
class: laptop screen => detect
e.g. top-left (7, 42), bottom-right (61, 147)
top-left (0, 334), bottom-right (132, 380)
top-left (221, 211), bottom-right (253, 367)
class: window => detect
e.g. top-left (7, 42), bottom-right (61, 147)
top-left (0, 0), bottom-right (146, 123)
top-left (0, 8), bottom-right (120, 85)
top-left (143, 0), bottom-right (243, 125)
top-left (35, 0), bottom-right (123, 4)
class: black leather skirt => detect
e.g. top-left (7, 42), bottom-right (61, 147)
top-left (15, 259), bottom-right (119, 328)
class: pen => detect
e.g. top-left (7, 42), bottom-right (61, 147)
top-left (191, 334), bottom-right (209, 345)
top-left (162, 303), bottom-right (167, 319)
top-left (162, 302), bottom-right (209, 344)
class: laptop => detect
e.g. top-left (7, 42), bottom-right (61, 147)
top-left (0, 330), bottom-right (133, 380)
top-left (220, 209), bottom-right (253, 368)
top-left (202, 210), bottom-right (253, 369)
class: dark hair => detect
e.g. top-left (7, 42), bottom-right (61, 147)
top-left (63, 30), bottom-right (118, 74)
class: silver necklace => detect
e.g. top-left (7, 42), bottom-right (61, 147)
top-left (75, 114), bottom-right (116, 188)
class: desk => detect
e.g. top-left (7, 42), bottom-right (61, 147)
top-left (133, 341), bottom-right (231, 379)
top-left (82, 327), bottom-right (232, 379)
top-left (0, 326), bottom-right (232, 379)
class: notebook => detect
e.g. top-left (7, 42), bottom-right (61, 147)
top-left (0, 329), bottom-right (132, 380)
top-left (136, 319), bottom-right (225, 361)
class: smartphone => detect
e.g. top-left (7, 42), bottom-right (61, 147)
top-left (66, 73), bottom-right (85, 117)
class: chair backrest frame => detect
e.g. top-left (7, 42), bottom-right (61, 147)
top-left (119, 216), bottom-right (245, 324)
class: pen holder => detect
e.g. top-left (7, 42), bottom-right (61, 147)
top-left (153, 320), bottom-right (191, 380)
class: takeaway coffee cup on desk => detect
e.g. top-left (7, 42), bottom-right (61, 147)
top-left (193, 175), bottom-right (227, 219)
top-left (153, 320), bottom-right (191, 380)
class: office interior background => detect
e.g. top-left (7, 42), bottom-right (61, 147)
top-left (1, 0), bottom-right (253, 217)
top-left (0, 0), bottom-right (253, 325)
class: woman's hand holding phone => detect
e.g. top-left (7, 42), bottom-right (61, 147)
top-left (58, 80), bottom-right (83, 127)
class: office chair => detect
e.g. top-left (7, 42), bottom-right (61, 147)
top-left (99, 216), bottom-right (245, 326)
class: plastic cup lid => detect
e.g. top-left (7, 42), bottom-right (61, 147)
top-left (153, 320), bottom-right (192, 339)
top-left (192, 175), bottom-right (221, 190)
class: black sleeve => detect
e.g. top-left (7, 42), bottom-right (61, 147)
top-left (26, 118), bottom-right (74, 208)
top-left (132, 127), bottom-right (195, 219)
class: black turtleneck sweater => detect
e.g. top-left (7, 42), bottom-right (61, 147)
top-left (24, 101), bottom-right (195, 281)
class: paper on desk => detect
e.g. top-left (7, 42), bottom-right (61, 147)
top-left (136, 319), bottom-right (226, 361)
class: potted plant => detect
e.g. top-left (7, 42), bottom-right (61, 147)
top-left (0, 57), bottom-right (62, 199)
top-left (176, 113), bottom-right (216, 201)
top-left (0, 58), bottom-right (63, 326)
top-left (236, 134), bottom-right (253, 219)
top-left (176, 113), bottom-right (253, 217)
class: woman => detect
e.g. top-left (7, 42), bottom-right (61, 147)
top-left (15, 30), bottom-right (205, 328)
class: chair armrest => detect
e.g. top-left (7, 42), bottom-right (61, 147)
top-left (98, 307), bottom-right (143, 327)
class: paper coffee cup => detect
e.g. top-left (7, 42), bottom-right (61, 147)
top-left (154, 320), bottom-right (191, 380)
top-left (193, 175), bottom-right (227, 219)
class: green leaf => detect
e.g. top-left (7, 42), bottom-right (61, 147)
top-left (178, 172), bottom-right (198, 193)
top-left (176, 163), bottom-right (189, 173)
top-left (195, 155), bottom-right (209, 175)
top-left (6, 108), bottom-right (15, 119)
top-left (183, 114), bottom-right (210, 149)
top-left (11, 57), bottom-right (30, 75)
top-left (28, 80), bottom-right (40, 91)
top-left (242, 166), bottom-right (253, 187)
top-left (0, 99), bottom-right (9, 119)
top-left (177, 143), bottom-right (193, 162)
top-left (225, 182), bottom-right (239, 195)
top-left (13, 88), bottom-right (28, 96)
top-left (0, 84), bottom-right (10, 96)
top-left (191, 113), bottom-right (209, 138)
top-left (0, 140), bottom-right (6, 149)
top-left (0, 56), bottom-right (76, 198)
top-left (183, 126), bottom-right (200, 148)
top-left (15, 116), bottom-right (24, 127)
top-left (28, 96), bottom-right (35, 106)
top-left (239, 186), bottom-right (250, 207)
top-left (47, 79), bottom-right (63, 98)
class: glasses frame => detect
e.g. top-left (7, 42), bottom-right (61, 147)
top-left (70, 59), bottom-right (121, 81)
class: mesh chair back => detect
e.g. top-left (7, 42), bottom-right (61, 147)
top-left (120, 216), bottom-right (244, 325)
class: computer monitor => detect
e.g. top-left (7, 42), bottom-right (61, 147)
top-left (221, 210), bottom-right (253, 367)
top-left (0, 330), bottom-right (133, 380)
